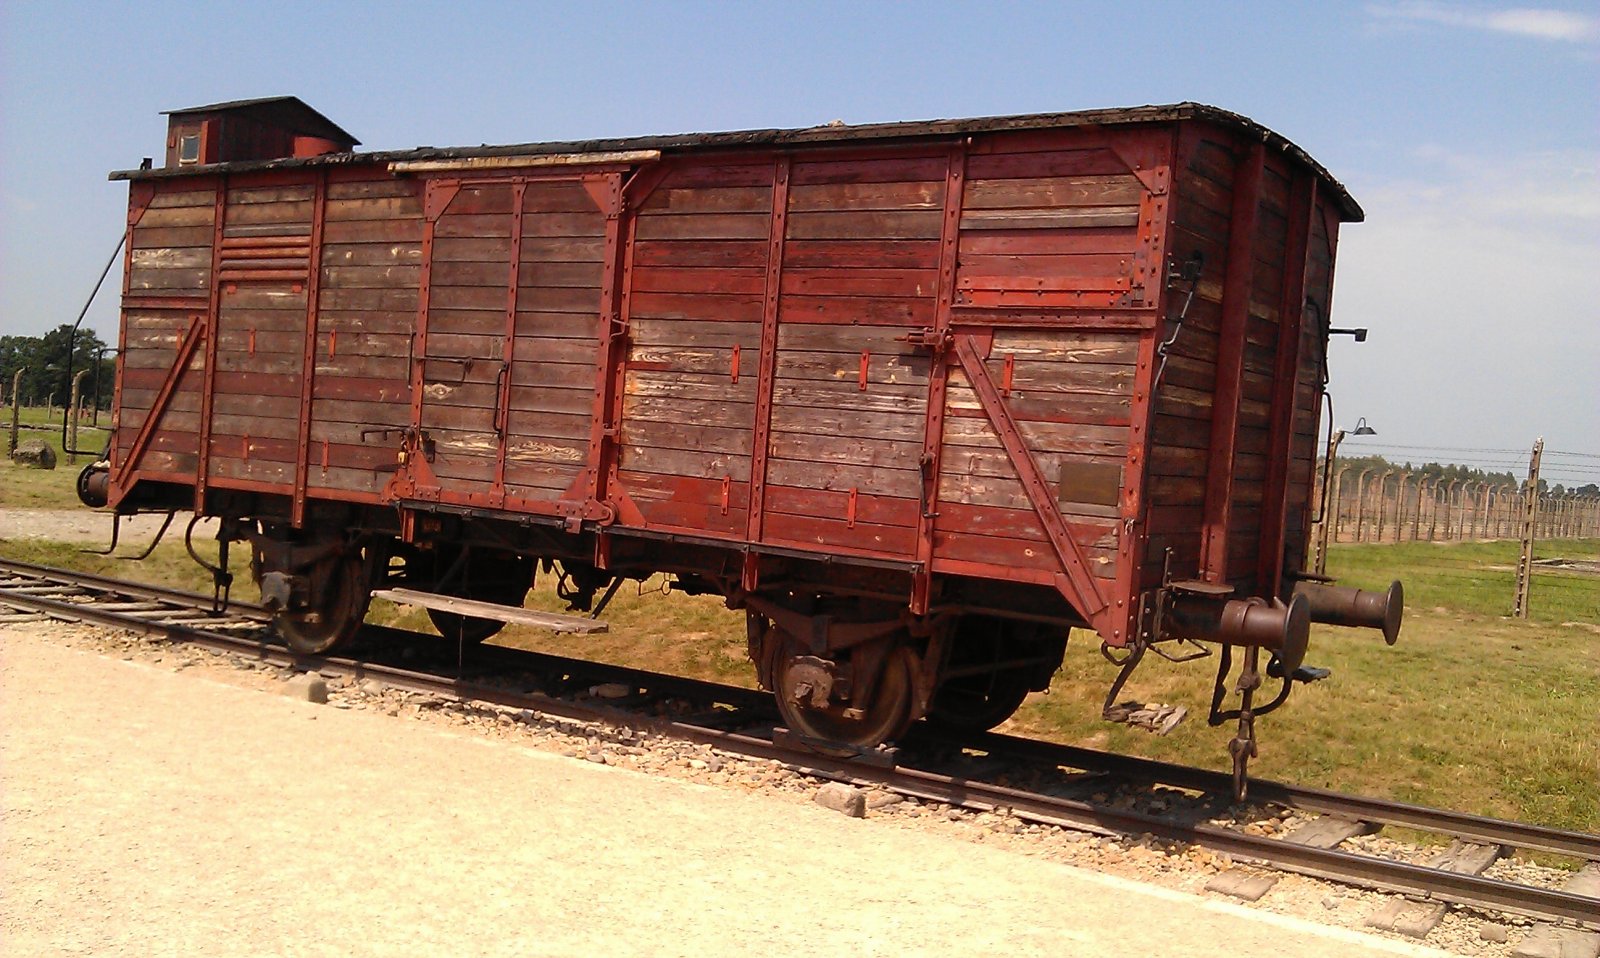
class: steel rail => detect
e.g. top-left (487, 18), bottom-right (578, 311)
top-left (961, 732), bottom-right (1600, 861)
top-left (446, 639), bottom-right (1600, 864)
top-left (0, 557), bottom-right (270, 621)
top-left (1, 561), bottom-right (1595, 929)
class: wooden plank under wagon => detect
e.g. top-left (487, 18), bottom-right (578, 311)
top-left (371, 588), bottom-right (608, 635)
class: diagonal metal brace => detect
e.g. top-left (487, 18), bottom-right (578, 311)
top-left (111, 313), bottom-right (205, 489)
top-left (951, 334), bottom-right (1110, 626)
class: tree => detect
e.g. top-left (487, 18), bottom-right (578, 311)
top-left (0, 326), bottom-right (114, 409)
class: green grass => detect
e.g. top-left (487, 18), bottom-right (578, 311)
top-left (0, 538), bottom-right (223, 594)
top-left (1, 405), bottom-right (110, 510)
top-left (1327, 538), bottom-right (1599, 624)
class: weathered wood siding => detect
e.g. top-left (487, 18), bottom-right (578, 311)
top-left (307, 174), bottom-right (420, 496)
top-left (110, 112), bottom-right (1353, 633)
top-left (618, 161), bottom-right (772, 535)
top-left (207, 179), bottom-right (315, 490)
top-left (931, 136), bottom-right (1160, 584)
top-left (420, 182), bottom-right (517, 486)
top-left (506, 180), bottom-right (604, 500)
top-left (762, 154), bottom-right (945, 556)
top-left (1146, 130), bottom-right (1231, 583)
top-left (115, 180), bottom-right (218, 480)
top-left (1149, 125), bottom-right (1320, 593)
top-left (1282, 198), bottom-right (1337, 573)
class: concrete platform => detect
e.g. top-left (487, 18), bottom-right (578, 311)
top-left (1, 635), bottom-right (1455, 958)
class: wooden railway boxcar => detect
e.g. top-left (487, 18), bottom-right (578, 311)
top-left (91, 97), bottom-right (1401, 780)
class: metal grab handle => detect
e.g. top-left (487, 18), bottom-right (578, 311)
top-left (493, 362), bottom-right (510, 435)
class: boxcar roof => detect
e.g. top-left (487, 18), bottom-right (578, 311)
top-left (112, 101), bottom-right (1361, 220)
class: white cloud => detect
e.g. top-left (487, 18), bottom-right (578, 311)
top-left (1329, 147), bottom-right (1600, 456)
top-left (1368, 2), bottom-right (1600, 42)
top-left (1364, 146), bottom-right (1599, 239)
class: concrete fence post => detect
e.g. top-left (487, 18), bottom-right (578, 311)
top-left (7, 368), bottom-right (24, 457)
top-left (1514, 440), bottom-right (1544, 618)
top-left (1354, 468), bottom-right (1375, 543)
top-left (67, 368), bottom-right (88, 465)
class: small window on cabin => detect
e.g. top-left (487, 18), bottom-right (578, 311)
top-left (178, 134), bottom-right (201, 165)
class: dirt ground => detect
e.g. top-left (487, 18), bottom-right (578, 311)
top-left (0, 508), bottom-right (216, 546)
top-left (0, 630), bottom-right (1463, 958)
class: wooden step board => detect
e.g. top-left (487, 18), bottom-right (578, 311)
top-left (371, 588), bottom-right (608, 635)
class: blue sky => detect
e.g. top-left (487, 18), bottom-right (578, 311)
top-left (2, 1), bottom-right (1595, 484)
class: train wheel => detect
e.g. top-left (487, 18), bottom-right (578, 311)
top-left (772, 642), bottom-right (918, 752)
top-left (426, 547), bottom-right (534, 644)
top-left (277, 553), bottom-right (369, 655)
top-left (924, 668), bottom-right (1033, 733)
top-left (923, 617), bottom-right (1063, 733)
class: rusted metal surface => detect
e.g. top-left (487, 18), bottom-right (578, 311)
top-left (743, 154), bottom-right (792, 589)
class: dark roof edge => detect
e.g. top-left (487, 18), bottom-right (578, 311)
top-left (111, 102), bottom-right (1361, 220)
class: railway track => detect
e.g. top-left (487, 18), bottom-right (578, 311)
top-left (3, 557), bottom-right (1596, 944)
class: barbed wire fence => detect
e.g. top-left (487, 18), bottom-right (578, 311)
top-left (1308, 439), bottom-right (1599, 620)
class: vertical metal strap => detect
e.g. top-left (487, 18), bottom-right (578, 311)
top-left (1198, 142), bottom-right (1265, 583)
top-left (1256, 174), bottom-right (1317, 596)
top-left (1113, 125), bottom-right (1177, 643)
top-left (744, 154), bottom-right (791, 553)
top-left (494, 181), bottom-right (527, 502)
top-left (194, 178), bottom-right (228, 513)
top-left (291, 170), bottom-right (328, 527)
top-left (583, 172), bottom-right (627, 508)
top-left (911, 145), bottom-right (967, 613)
top-left (406, 179), bottom-right (455, 501)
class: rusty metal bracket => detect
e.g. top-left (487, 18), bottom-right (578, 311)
top-left (902, 326), bottom-right (954, 353)
top-left (92, 509), bottom-right (176, 561)
top-left (423, 181), bottom-right (461, 222)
